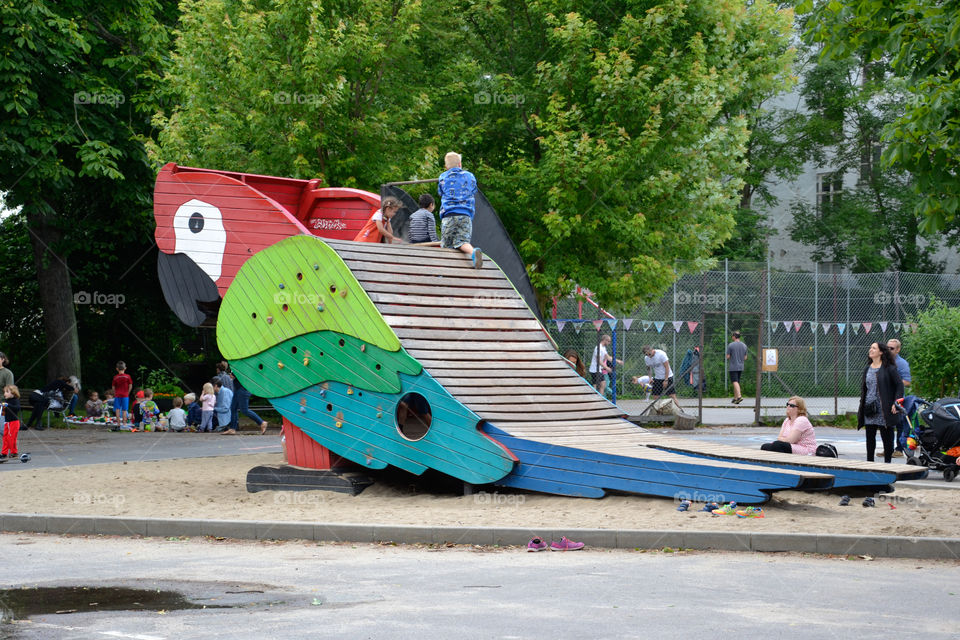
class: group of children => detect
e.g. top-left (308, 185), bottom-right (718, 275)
top-left (82, 361), bottom-right (233, 432)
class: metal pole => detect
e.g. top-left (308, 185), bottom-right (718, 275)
top-left (382, 178), bottom-right (440, 187)
top-left (845, 280), bottom-right (850, 385)
top-left (756, 271), bottom-right (767, 425)
top-left (814, 263), bottom-right (819, 386)
top-left (725, 258), bottom-right (729, 395)
top-left (833, 271), bottom-right (839, 416)
top-left (698, 311), bottom-right (705, 425)
top-left (766, 255), bottom-right (772, 390)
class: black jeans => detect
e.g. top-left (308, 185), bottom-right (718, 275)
top-left (865, 424), bottom-right (894, 463)
top-left (761, 440), bottom-right (793, 454)
top-left (27, 392), bottom-right (49, 429)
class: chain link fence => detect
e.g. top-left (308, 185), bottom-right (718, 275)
top-left (548, 262), bottom-right (960, 418)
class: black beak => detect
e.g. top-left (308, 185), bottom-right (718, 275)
top-left (157, 252), bottom-right (222, 328)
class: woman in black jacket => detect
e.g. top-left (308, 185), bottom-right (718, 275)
top-left (857, 342), bottom-right (904, 463)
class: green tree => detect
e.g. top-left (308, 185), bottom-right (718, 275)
top-left (797, 0), bottom-right (960, 230)
top-left (786, 57), bottom-right (944, 272)
top-left (902, 298), bottom-right (960, 398)
top-left (0, 0), bottom-right (175, 381)
top-left (157, 0), bottom-right (796, 312)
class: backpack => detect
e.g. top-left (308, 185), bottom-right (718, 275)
top-left (815, 443), bottom-right (838, 458)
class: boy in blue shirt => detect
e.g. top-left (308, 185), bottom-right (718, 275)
top-left (438, 152), bottom-right (483, 269)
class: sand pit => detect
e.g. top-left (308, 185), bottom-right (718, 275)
top-left (0, 453), bottom-right (956, 538)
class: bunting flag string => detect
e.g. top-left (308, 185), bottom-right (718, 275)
top-left (654, 321), bottom-right (665, 333)
top-left (893, 323), bottom-right (902, 332)
top-left (793, 321), bottom-right (803, 332)
top-left (672, 321), bottom-right (683, 333)
top-left (879, 321), bottom-right (888, 332)
top-left (687, 321), bottom-right (699, 333)
top-left (573, 321), bottom-right (583, 334)
top-left (783, 321), bottom-right (792, 333)
top-left (822, 323), bottom-right (830, 334)
top-left (622, 318), bottom-right (634, 331)
top-left (837, 323), bottom-right (846, 335)
top-left (851, 324), bottom-right (860, 335)
top-left (911, 322), bottom-right (919, 332)
top-left (556, 321), bottom-right (566, 333)
top-left (606, 318), bottom-right (617, 330)
top-left (643, 321), bottom-right (652, 331)
top-left (862, 322), bottom-right (872, 333)
top-left (770, 322), bottom-right (778, 333)
top-left (810, 322), bottom-right (818, 333)
top-left (592, 320), bottom-right (603, 331)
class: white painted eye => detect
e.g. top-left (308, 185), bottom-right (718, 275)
top-left (173, 199), bottom-right (226, 283)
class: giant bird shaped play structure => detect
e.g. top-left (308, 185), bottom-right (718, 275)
top-left (154, 163), bottom-right (925, 503)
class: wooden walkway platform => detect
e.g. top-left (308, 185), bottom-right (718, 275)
top-left (326, 239), bottom-right (924, 501)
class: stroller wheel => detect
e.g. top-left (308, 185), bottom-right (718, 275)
top-left (906, 457), bottom-right (919, 466)
top-left (943, 467), bottom-right (957, 483)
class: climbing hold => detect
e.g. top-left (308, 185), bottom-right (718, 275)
top-left (339, 286), bottom-right (348, 298)
top-left (300, 406), bottom-right (307, 414)
top-left (303, 358), bottom-right (310, 366)
top-left (360, 344), bottom-right (366, 353)
top-left (347, 388), bottom-right (354, 395)
top-left (335, 421), bottom-right (342, 429)
top-left (313, 264), bottom-right (319, 270)
top-left (319, 389), bottom-right (326, 398)
top-left (266, 315), bottom-right (273, 324)
top-left (278, 283), bottom-right (285, 289)
top-left (277, 362), bottom-right (285, 369)
top-left (316, 304), bottom-right (324, 312)
top-left (376, 412), bottom-right (383, 419)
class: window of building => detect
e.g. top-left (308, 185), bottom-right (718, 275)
top-left (816, 172), bottom-right (843, 209)
top-left (859, 142), bottom-right (882, 183)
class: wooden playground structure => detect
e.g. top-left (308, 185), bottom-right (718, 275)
top-left (153, 163), bottom-right (926, 504)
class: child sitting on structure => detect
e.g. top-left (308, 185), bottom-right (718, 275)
top-left (1, 385), bottom-right (21, 460)
top-left (167, 396), bottom-right (187, 432)
top-left (353, 196), bottom-right (403, 243)
top-left (103, 390), bottom-right (115, 418)
top-left (85, 390), bottom-right (103, 418)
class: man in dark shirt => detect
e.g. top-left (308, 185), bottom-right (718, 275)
top-left (726, 331), bottom-right (748, 404)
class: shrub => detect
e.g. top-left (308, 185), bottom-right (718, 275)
top-left (902, 298), bottom-right (960, 398)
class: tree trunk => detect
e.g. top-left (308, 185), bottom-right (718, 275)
top-left (26, 204), bottom-right (81, 383)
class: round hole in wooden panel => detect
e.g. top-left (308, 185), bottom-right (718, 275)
top-left (296, 272), bottom-right (303, 281)
top-left (282, 304), bottom-right (289, 312)
top-left (291, 346), bottom-right (298, 354)
top-left (396, 393), bottom-right (432, 441)
top-left (326, 404), bottom-right (333, 412)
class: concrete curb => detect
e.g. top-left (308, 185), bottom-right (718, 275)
top-left (3, 513), bottom-right (959, 560)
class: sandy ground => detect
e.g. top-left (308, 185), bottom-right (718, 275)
top-left (0, 452), bottom-right (956, 538)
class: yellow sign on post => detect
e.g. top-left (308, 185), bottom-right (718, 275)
top-left (762, 348), bottom-right (778, 372)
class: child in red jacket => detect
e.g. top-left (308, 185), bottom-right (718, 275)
top-left (1, 385), bottom-right (22, 459)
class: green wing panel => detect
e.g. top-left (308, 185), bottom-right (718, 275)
top-left (217, 235), bottom-right (401, 359)
top-left (230, 331), bottom-right (422, 398)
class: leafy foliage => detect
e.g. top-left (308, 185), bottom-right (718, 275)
top-left (798, 0), bottom-right (960, 230)
top-left (902, 298), bottom-right (960, 398)
top-left (156, 0), bottom-right (797, 311)
top-left (786, 56), bottom-right (945, 272)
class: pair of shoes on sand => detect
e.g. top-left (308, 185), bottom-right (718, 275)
top-left (527, 536), bottom-right (584, 552)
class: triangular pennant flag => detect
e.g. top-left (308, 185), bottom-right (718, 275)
top-left (793, 321), bottom-right (803, 332)
top-left (606, 318), bottom-right (617, 330)
top-left (687, 321), bottom-right (699, 333)
top-left (822, 323), bottom-right (830, 334)
top-left (654, 321), bottom-right (665, 333)
top-left (672, 321), bottom-right (682, 333)
top-left (573, 321), bottom-right (582, 334)
top-left (642, 321), bottom-right (652, 331)
top-left (592, 320), bottom-right (603, 331)
top-left (837, 323), bottom-right (846, 335)
top-left (556, 321), bottom-right (567, 333)
top-left (911, 322), bottom-right (919, 332)
top-left (880, 322), bottom-right (888, 332)
top-left (862, 322), bottom-right (872, 334)
top-left (783, 321), bottom-right (792, 332)
top-left (623, 318), bottom-right (634, 331)
top-left (810, 322), bottom-right (817, 333)
top-left (893, 323), bottom-right (902, 332)
top-left (851, 324), bottom-right (860, 335)
top-left (770, 322), bottom-right (778, 333)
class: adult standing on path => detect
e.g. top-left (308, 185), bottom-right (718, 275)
top-left (588, 335), bottom-right (614, 395)
top-left (641, 345), bottom-right (680, 408)
top-left (857, 342), bottom-right (903, 464)
top-left (726, 331), bottom-right (748, 404)
top-left (887, 338), bottom-right (912, 457)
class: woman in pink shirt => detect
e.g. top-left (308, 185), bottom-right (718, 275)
top-left (760, 396), bottom-right (817, 455)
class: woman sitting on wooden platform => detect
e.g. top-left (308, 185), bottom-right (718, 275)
top-left (760, 396), bottom-right (817, 455)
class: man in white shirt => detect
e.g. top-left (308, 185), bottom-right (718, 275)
top-left (641, 345), bottom-right (680, 407)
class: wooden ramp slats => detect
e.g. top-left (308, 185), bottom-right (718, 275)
top-left (376, 304), bottom-right (534, 320)
top-left (403, 341), bottom-right (556, 353)
top-left (477, 408), bottom-right (627, 421)
top-left (381, 315), bottom-right (544, 331)
top-left (349, 270), bottom-right (517, 290)
top-left (367, 291), bottom-right (530, 309)
top-left (361, 281), bottom-right (523, 299)
top-left (346, 261), bottom-right (508, 281)
top-left (446, 387), bottom-right (599, 397)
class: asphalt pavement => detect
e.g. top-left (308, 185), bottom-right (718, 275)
top-left (2, 535), bottom-right (959, 640)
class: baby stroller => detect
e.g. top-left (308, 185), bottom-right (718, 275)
top-left (901, 395), bottom-right (960, 482)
